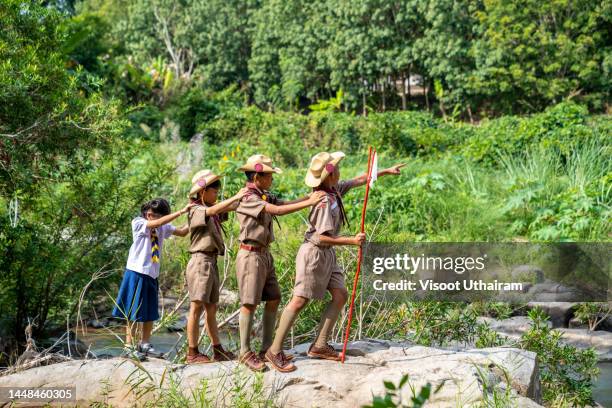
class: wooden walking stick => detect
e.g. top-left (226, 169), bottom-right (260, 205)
top-left (341, 146), bottom-right (375, 363)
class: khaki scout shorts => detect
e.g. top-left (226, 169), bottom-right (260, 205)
top-left (294, 242), bottom-right (345, 300)
top-left (185, 253), bottom-right (220, 304)
top-left (236, 248), bottom-right (281, 306)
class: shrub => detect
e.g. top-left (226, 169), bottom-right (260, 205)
top-left (520, 308), bottom-right (599, 406)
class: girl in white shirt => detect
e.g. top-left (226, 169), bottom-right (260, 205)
top-left (112, 198), bottom-right (191, 360)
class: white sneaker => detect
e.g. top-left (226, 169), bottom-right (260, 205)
top-left (138, 343), bottom-right (164, 358)
top-left (121, 346), bottom-right (147, 361)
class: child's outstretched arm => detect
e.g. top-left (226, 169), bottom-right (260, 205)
top-left (146, 203), bottom-right (194, 229)
top-left (172, 224), bottom-right (189, 237)
top-left (277, 194), bottom-right (311, 205)
top-left (264, 191), bottom-right (326, 216)
top-left (206, 187), bottom-right (248, 216)
top-left (349, 162), bottom-right (406, 188)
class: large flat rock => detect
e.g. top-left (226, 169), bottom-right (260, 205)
top-left (0, 340), bottom-right (542, 407)
top-left (479, 316), bottom-right (612, 362)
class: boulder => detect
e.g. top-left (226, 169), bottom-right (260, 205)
top-left (511, 265), bottom-right (544, 284)
top-left (526, 284), bottom-right (580, 303)
top-left (569, 317), bottom-right (588, 329)
top-left (596, 314), bottom-right (612, 332)
top-left (0, 340), bottom-right (542, 407)
top-left (159, 295), bottom-right (183, 310)
top-left (87, 318), bottom-right (109, 329)
top-left (479, 316), bottom-right (551, 335)
top-left (43, 333), bottom-right (91, 358)
top-left (556, 329), bottom-right (612, 362)
top-left (479, 316), bottom-right (612, 362)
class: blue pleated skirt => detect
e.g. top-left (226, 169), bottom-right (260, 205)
top-left (112, 269), bottom-right (159, 322)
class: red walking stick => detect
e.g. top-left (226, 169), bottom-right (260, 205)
top-left (341, 146), bottom-right (375, 363)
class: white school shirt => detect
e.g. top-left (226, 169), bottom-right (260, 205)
top-left (125, 216), bottom-right (176, 279)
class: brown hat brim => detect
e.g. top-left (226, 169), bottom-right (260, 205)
top-left (305, 152), bottom-right (345, 187)
top-left (188, 174), bottom-right (222, 197)
top-left (238, 163), bottom-right (283, 174)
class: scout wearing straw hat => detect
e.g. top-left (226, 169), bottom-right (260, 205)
top-left (235, 154), bottom-right (326, 372)
top-left (184, 170), bottom-right (248, 364)
top-left (265, 151), bottom-right (405, 372)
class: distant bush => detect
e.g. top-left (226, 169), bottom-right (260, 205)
top-left (195, 100), bottom-right (609, 170)
top-left (169, 88), bottom-right (221, 140)
top-left (125, 104), bottom-right (165, 140)
top-left (460, 102), bottom-right (607, 166)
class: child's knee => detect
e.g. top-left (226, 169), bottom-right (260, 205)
top-left (190, 301), bottom-right (204, 313)
top-left (290, 296), bottom-right (309, 311)
top-left (204, 302), bottom-right (218, 314)
top-left (242, 304), bottom-right (257, 313)
top-left (333, 288), bottom-right (349, 305)
top-left (265, 299), bottom-right (280, 310)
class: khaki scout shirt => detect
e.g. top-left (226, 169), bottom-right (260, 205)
top-left (304, 180), bottom-right (353, 247)
top-left (188, 204), bottom-right (226, 254)
top-left (236, 189), bottom-right (275, 248)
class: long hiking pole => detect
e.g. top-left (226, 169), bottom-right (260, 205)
top-left (341, 146), bottom-right (374, 363)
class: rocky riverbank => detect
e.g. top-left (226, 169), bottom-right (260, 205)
top-left (0, 340), bottom-right (543, 407)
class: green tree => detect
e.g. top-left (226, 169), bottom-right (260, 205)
top-left (0, 0), bottom-right (163, 346)
top-left (189, 0), bottom-right (255, 90)
top-left (471, 0), bottom-right (611, 114)
top-left (248, 0), bottom-right (284, 108)
top-left (326, 0), bottom-right (388, 113)
top-left (414, 0), bottom-right (483, 119)
top-left (0, 0), bottom-right (124, 195)
top-left (325, 0), bottom-right (427, 113)
top-left (249, 0), bottom-right (333, 110)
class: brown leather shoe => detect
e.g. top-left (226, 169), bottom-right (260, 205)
top-left (307, 343), bottom-right (340, 361)
top-left (212, 345), bottom-right (235, 362)
top-left (186, 352), bottom-right (213, 364)
top-left (259, 349), bottom-right (294, 362)
top-left (265, 349), bottom-right (296, 373)
top-left (239, 351), bottom-right (266, 372)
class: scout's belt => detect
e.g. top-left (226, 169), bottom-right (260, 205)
top-left (240, 243), bottom-right (267, 253)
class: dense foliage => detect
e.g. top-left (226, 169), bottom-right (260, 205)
top-left (73, 0), bottom-right (610, 117)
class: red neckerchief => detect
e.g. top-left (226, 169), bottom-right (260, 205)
top-left (314, 184), bottom-right (349, 228)
top-left (244, 182), bottom-right (279, 204)
top-left (244, 182), bottom-right (281, 229)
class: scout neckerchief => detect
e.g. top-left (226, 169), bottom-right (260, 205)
top-left (314, 184), bottom-right (350, 228)
top-left (244, 182), bottom-right (282, 230)
top-left (151, 229), bottom-right (160, 263)
top-left (190, 197), bottom-right (225, 236)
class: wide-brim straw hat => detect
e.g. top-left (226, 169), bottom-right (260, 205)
top-left (238, 154), bottom-right (282, 174)
top-left (188, 169), bottom-right (221, 197)
top-left (305, 151), bottom-right (345, 188)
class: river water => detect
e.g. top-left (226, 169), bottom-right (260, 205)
top-left (594, 362), bottom-right (612, 408)
top-left (77, 327), bottom-right (240, 362)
